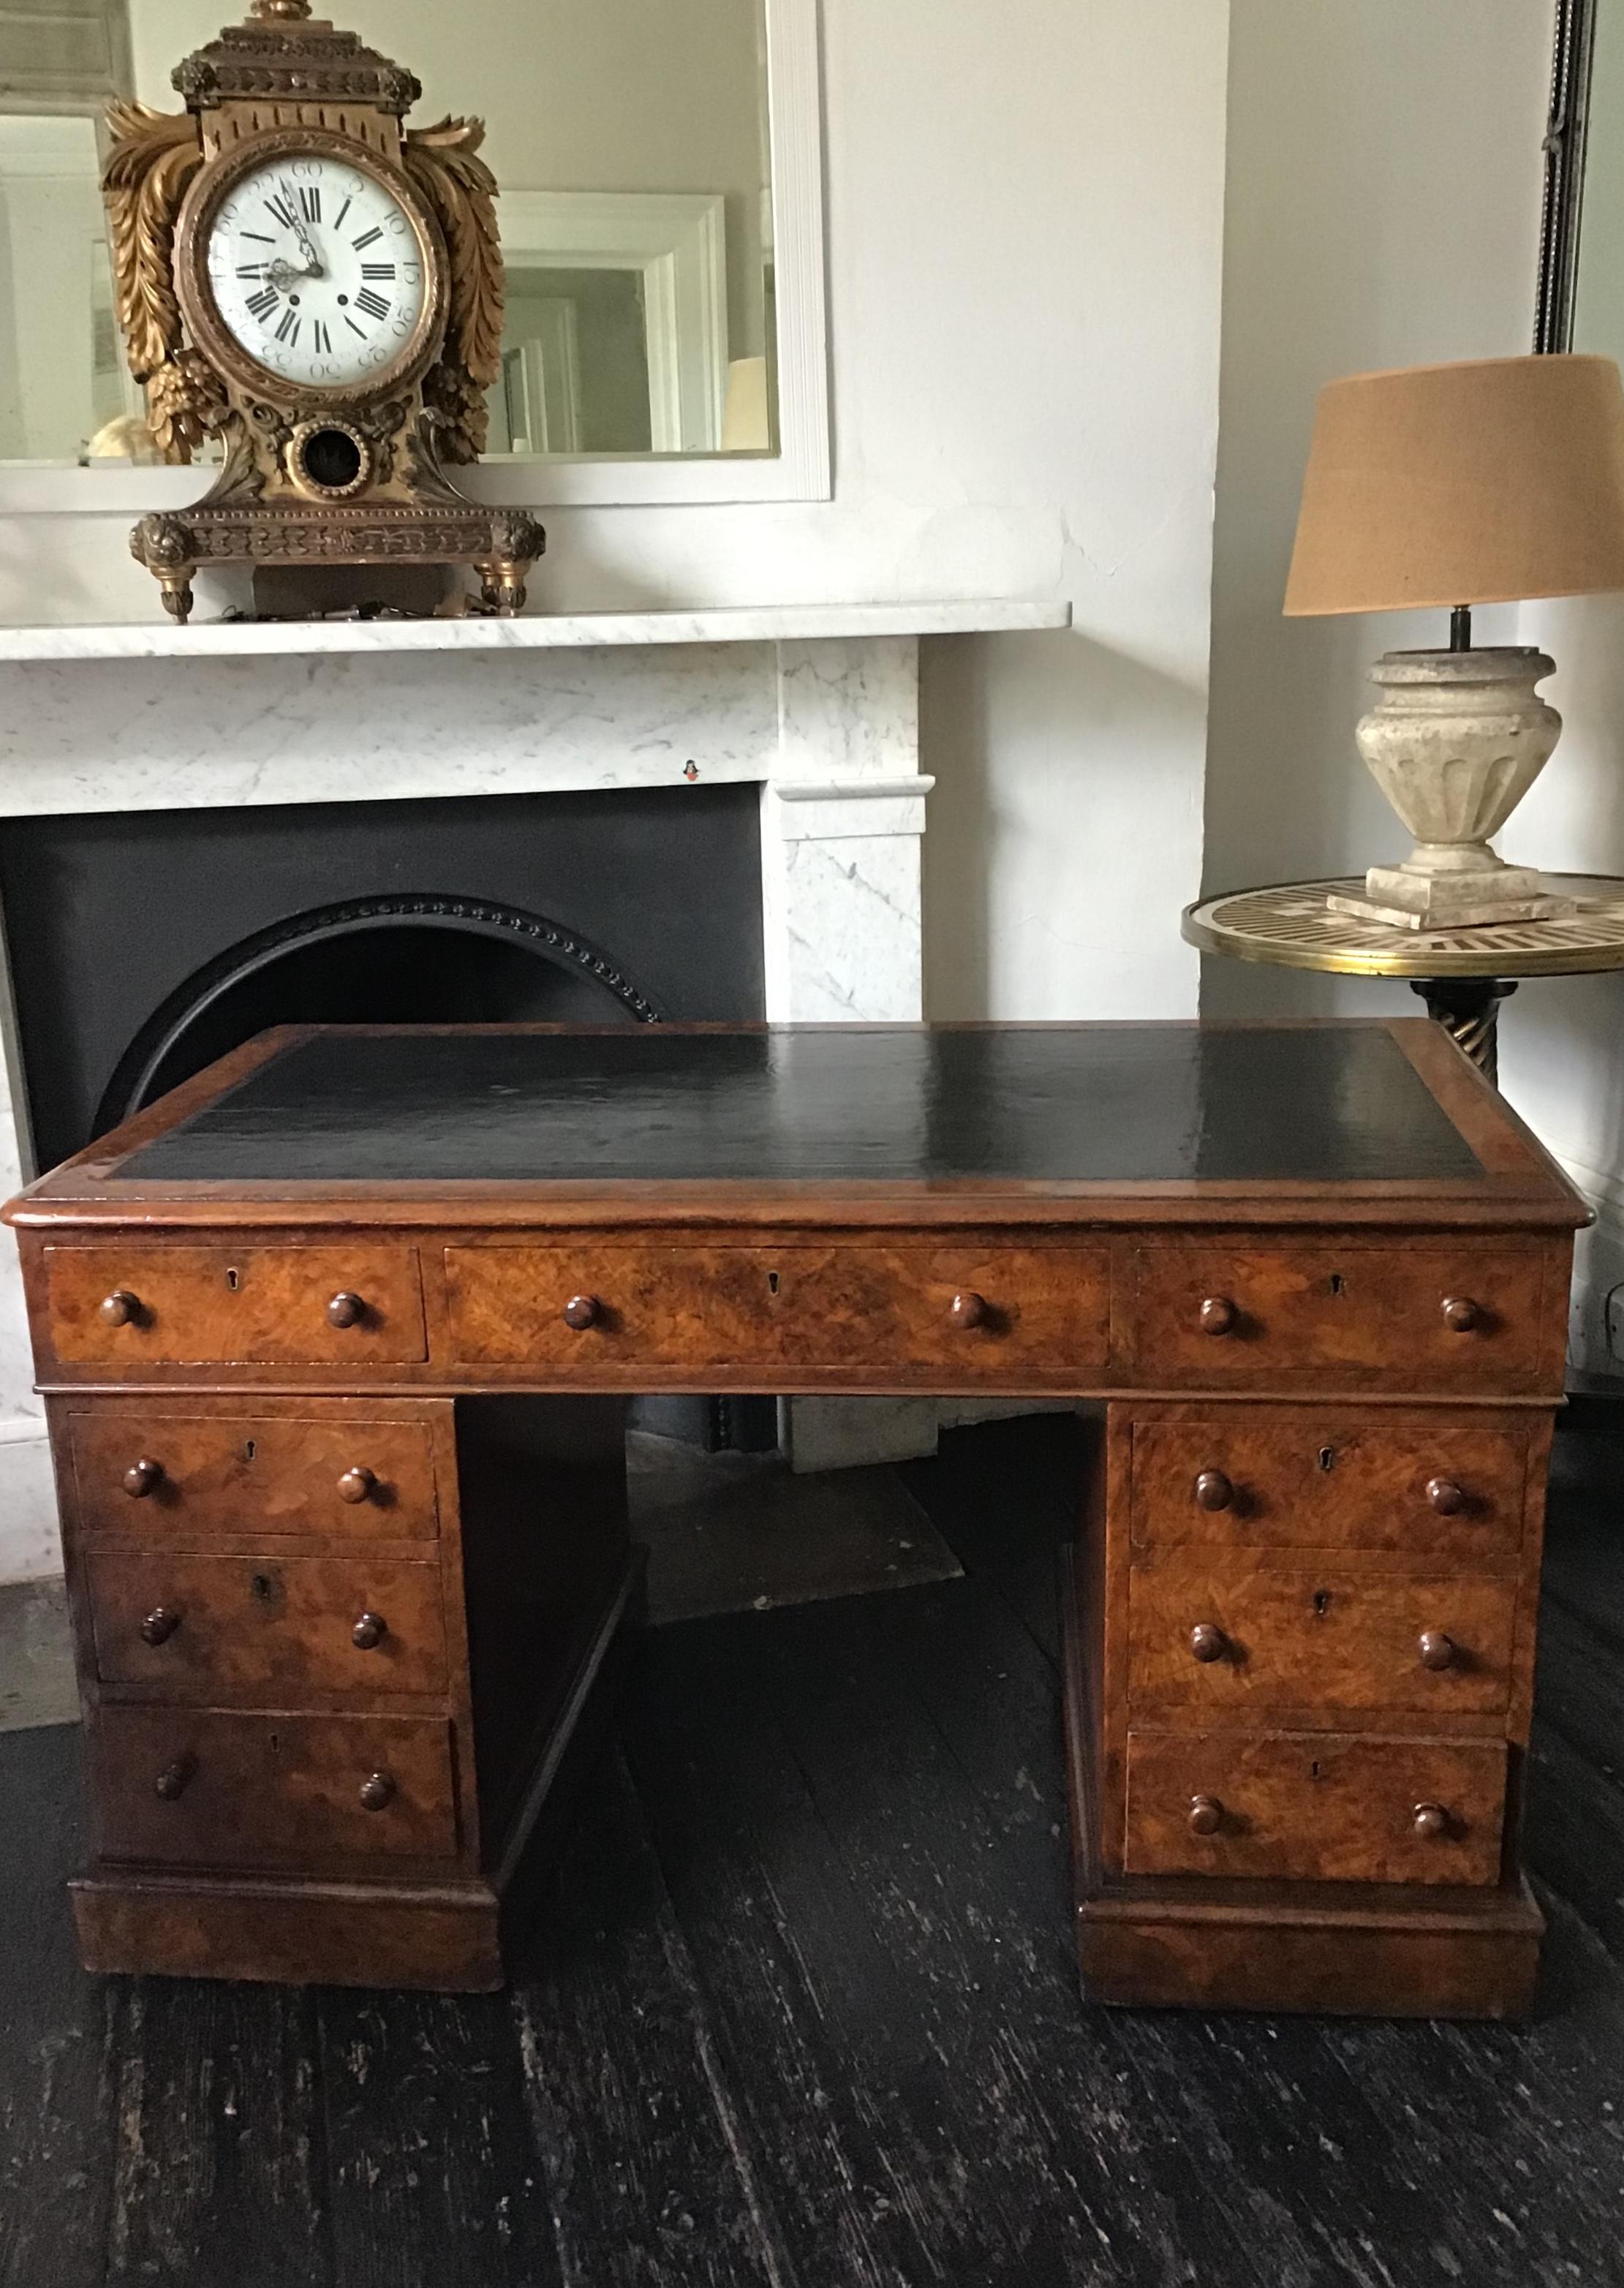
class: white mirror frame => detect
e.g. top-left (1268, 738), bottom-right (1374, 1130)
top-left (0, 0), bottom-right (830, 516)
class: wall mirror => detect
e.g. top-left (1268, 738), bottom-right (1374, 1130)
top-left (0, 0), bottom-right (828, 512)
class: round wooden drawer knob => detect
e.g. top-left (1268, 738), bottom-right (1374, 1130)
top-left (154, 1756), bottom-right (194, 1802)
top-left (1187, 1794), bottom-right (1224, 1838)
top-left (352, 1612), bottom-right (388, 1652)
top-left (358, 1772), bottom-right (396, 1813)
top-left (1418, 1630), bottom-right (1458, 1672)
top-left (99, 1290), bottom-right (141, 1328)
top-left (1199, 1296), bottom-right (1238, 1337)
top-left (326, 1291), bottom-right (366, 1329)
top-left (140, 1607), bottom-right (182, 1647)
top-left (1426, 1476), bottom-right (1467, 1517)
top-left (1193, 1470), bottom-right (1234, 1513)
top-left (337, 1466), bottom-right (378, 1506)
top-left (122, 1458), bottom-right (163, 1499)
top-left (948, 1291), bottom-right (989, 1331)
top-left (1441, 1296), bottom-right (1481, 1334)
top-left (1189, 1623), bottom-right (1229, 1664)
top-left (1413, 1802), bottom-right (1450, 1840)
top-left (562, 1294), bottom-right (601, 1331)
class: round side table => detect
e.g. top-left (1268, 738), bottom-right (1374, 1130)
top-left (1184, 874), bottom-right (1624, 1082)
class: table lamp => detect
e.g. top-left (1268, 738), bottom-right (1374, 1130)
top-left (1285, 354), bottom-right (1624, 928)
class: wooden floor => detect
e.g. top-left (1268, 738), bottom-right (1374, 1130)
top-left (5, 1414), bottom-right (1624, 2288)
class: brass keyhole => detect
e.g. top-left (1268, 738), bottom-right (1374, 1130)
top-left (1310, 1760), bottom-right (1321, 1780)
top-left (1313, 1589), bottom-right (1332, 1618)
top-left (768, 1271), bottom-right (781, 1296)
top-left (1328, 1273), bottom-right (1345, 1296)
top-left (250, 1572), bottom-right (275, 1602)
top-left (1318, 1446), bottom-right (1337, 1473)
top-left (226, 1267), bottom-right (241, 1291)
top-left (243, 1440), bottom-right (257, 1462)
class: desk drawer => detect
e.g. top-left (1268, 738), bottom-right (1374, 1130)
top-left (1128, 1558), bottom-right (1517, 1718)
top-left (1130, 1246), bottom-right (1551, 1392)
top-left (44, 1246), bottom-right (426, 1367)
top-left (1130, 1416), bottom-right (1528, 1560)
top-left (70, 1412), bottom-right (440, 1542)
top-left (87, 1552), bottom-right (449, 1700)
top-left (444, 1244), bottom-right (1110, 1382)
top-left (88, 1707), bottom-right (459, 1870)
top-left (1124, 1730), bottom-right (1506, 1885)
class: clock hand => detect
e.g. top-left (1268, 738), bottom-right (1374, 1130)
top-left (278, 181), bottom-right (324, 276)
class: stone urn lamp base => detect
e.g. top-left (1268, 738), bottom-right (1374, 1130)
top-left (1326, 647), bottom-right (1575, 931)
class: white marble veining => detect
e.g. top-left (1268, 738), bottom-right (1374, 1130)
top-left (0, 608), bottom-right (1071, 1574)
top-left (0, 646), bottom-right (780, 818)
top-left (0, 597), bottom-right (1070, 665)
top-left (777, 635), bottom-right (922, 781)
top-left (762, 816), bottom-right (925, 1022)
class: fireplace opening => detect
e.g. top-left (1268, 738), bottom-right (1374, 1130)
top-left (95, 893), bottom-right (661, 1139)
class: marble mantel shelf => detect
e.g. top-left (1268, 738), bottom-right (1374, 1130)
top-left (0, 597), bottom-right (1070, 665)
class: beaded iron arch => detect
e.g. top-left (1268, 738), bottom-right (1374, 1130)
top-left (95, 891), bottom-right (663, 1139)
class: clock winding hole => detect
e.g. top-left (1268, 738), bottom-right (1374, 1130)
top-left (292, 421), bottom-right (371, 499)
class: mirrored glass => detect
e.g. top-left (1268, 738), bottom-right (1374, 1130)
top-left (0, 0), bottom-right (777, 467)
top-left (1575, 1), bottom-right (1624, 363)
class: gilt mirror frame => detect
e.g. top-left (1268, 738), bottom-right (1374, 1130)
top-left (1537, 0), bottom-right (1599, 353)
top-left (0, 0), bottom-right (830, 518)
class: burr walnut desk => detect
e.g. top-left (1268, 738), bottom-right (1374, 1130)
top-left (4, 1021), bottom-right (1585, 2017)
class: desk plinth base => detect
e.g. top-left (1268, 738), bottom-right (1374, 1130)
top-left (1073, 1877), bottom-right (1543, 2022)
top-left (71, 1871), bottom-right (506, 1993)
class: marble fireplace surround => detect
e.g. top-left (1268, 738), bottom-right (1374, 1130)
top-left (0, 599), bottom-right (1070, 1581)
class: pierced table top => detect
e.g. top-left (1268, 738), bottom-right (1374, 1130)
top-left (1184, 876), bottom-right (1624, 981)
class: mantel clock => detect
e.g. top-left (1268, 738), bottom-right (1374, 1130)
top-left (102, 0), bottom-right (544, 622)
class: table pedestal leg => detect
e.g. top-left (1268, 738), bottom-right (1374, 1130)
top-left (1411, 978), bottom-right (1517, 1083)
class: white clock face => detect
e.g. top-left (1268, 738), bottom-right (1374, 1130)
top-left (205, 154), bottom-right (428, 391)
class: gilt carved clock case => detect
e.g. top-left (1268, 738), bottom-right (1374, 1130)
top-left (102, 0), bottom-right (544, 621)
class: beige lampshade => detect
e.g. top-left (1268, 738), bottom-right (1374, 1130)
top-left (1284, 353), bottom-right (1624, 616)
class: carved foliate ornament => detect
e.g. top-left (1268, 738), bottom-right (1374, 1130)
top-left (102, 1), bottom-right (543, 621)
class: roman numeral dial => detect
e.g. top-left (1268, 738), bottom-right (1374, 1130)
top-left (204, 152), bottom-right (430, 395)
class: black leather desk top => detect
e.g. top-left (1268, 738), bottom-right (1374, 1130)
top-left (107, 1024), bottom-right (1484, 1190)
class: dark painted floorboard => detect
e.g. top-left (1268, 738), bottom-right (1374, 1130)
top-left (4, 1415), bottom-right (1624, 2287)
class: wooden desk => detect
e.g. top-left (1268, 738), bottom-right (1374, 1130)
top-left (4, 1021), bottom-right (1585, 2017)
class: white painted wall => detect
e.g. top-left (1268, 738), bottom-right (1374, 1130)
top-left (0, 0), bottom-right (1231, 1036)
top-left (1202, 0), bottom-right (1552, 1022)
